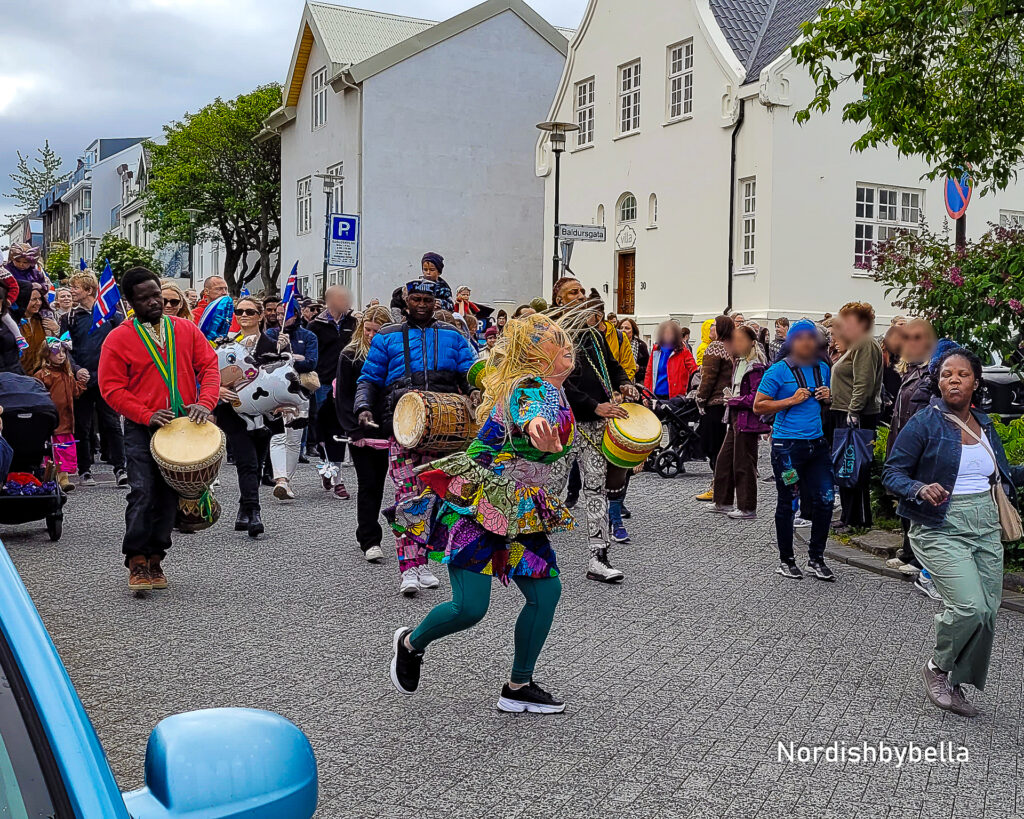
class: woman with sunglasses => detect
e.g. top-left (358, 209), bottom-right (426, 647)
top-left (213, 297), bottom-right (273, 537)
top-left (160, 281), bottom-right (194, 321)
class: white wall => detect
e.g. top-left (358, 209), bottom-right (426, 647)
top-left (92, 143), bottom-right (143, 243)
top-left (360, 10), bottom-right (565, 306)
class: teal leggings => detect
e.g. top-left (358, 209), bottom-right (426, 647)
top-left (409, 566), bottom-right (562, 684)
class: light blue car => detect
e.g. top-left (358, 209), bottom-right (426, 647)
top-left (0, 542), bottom-right (318, 818)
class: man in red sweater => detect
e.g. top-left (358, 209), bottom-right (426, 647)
top-left (99, 267), bottom-right (220, 592)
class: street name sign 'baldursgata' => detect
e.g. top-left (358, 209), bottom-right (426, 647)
top-left (557, 224), bottom-right (607, 242)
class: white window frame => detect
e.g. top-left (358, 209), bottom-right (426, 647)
top-left (327, 162), bottom-right (344, 214)
top-left (854, 183), bottom-right (923, 270)
top-left (1000, 210), bottom-right (1024, 230)
top-left (574, 78), bottom-right (595, 148)
top-left (618, 60), bottom-right (641, 136)
top-left (740, 177), bottom-right (756, 270)
top-left (311, 66), bottom-right (328, 131)
top-left (648, 193), bottom-right (658, 228)
top-left (619, 194), bottom-right (637, 224)
top-left (296, 177), bottom-right (312, 235)
top-left (667, 40), bottom-right (694, 121)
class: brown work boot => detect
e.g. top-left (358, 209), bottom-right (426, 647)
top-left (128, 556), bottom-right (152, 591)
top-left (57, 472), bottom-right (75, 492)
top-left (148, 556), bottom-right (168, 590)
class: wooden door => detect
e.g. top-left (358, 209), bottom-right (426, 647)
top-left (617, 251), bottom-right (636, 314)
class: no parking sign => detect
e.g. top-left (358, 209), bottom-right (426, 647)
top-left (945, 171), bottom-right (972, 220)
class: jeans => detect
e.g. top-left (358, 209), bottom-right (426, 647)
top-left (215, 406), bottom-right (270, 512)
top-left (770, 437), bottom-right (835, 563)
top-left (350, 443), bottom-right (388, 551)
top-left (74, 384), bottom-right (125, 473)
top-left (314, 384), bottom-right (347, 464)
top-left (122, 421), bottom-right (177, 566)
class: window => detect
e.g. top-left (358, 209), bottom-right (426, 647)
top-left (197, 246), bottom-right (205, 279)
top-left (740, 178), bottom-right (756, 268)
top-left (575, 79), bottom-right (595, 148)
top-left (648, 193), bottom-right (658, 227)
top-left (211, 242), bottom-right (220, 276)
top-left (110, 205), bottom-right (120, 229)
top-left (311, 66), bottom-right (328, 130)
top-left (296, 177), bottom-right (312, 235)
top-left (327, 162), bottom-right (344, 214)
top-left (854, 183), bottom-right (923, 267)
top-left (1000, 210), bottom-right (1024, 230)
top-left (596, 204), bottom-right (605, 226)
top-left (82, 190), bottom-right (91, 210)
top-left (133, 222), bottom-right (140, 246)
top-left (618, 60), bottom-right (641, 135)
top-left (667, 41), bottom-right (694, 120)
top-left (619, 194), bottom-right (637, 223)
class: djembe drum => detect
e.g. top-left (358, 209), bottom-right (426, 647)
top-left (150, 417), bottom-right (226, 532)
top-left (602, 403), bottom-right (662, 469)
top-left (393, 391), bottom-right (479, 455)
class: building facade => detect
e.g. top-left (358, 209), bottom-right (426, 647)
top-left (537, 0), bottom-right (1024, 335)
top-left (261, 0), bottom-right (569, 305)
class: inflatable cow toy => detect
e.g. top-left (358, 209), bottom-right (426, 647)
top-left (215, 339), bottom-right (312, 431)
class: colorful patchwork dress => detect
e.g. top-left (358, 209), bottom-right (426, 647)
top-left (386, 379), bottom-right (575, 584)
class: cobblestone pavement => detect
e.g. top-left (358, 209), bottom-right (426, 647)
top-left (5, 459), bottom-right (1024, 819)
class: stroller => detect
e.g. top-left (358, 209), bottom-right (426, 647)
top-left (0, 372), bottom-right (67, 541)
top-left (638, 386), bottom-right (703, 478)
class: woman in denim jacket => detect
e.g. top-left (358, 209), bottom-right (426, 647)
top-left (883, 348), bottom-right (1024, 717)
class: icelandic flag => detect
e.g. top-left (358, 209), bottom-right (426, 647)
top-left (79, 258), bottom-right (87, 271)
top-left (281, 261), bottom-right (298, 323)
top-left (45, 277), bottom-right (56, 305)
top-left (240, 286), bottom-right (250, 297)
top-left (90, 261), bottom-right (120, 334)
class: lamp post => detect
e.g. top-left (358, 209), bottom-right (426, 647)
top-left (184, 208), bottom-right (201, 288)
top-left (315, 171), bottom-right (345, 299)
top-left (536, 121), bottom-right (580, 292)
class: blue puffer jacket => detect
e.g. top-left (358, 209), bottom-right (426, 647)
top-left (354, 320), bottom-right (476, 433)
top-left (263, 325), bottom-right (318, 374)
top-left (883, 397), bottom-right (1024, 527)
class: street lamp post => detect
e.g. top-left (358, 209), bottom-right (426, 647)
top-left (536, 121), bottom-right (580, 293)
top-left (184, 208), bottom-right (201, 288)
top-left (315, 172), bottom-right (345, 299)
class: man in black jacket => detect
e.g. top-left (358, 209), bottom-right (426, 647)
top-left (552, 277), bottom-right (637, 584)
top-left (306, 286), bottom-right (357, 498)
top-left (60, 271), bottom-right (127, 487)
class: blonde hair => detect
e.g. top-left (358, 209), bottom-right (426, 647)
top-left (476, 313), bottom-right (574, 425)
top-left (344, 305), bottom-right (393, 361)
top-left (160, 280), bottom-right (193, 319)
top-left (69, 271), bottom-right (98, 295)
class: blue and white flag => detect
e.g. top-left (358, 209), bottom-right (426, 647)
top-left (90, 261), bottom-right (121, 334)
top-left (240, 286), bottom-right (250, 298)
top-left (281, 262), bottom-right (299, 324)
top-left (79, 258), bottom-right (87, 271)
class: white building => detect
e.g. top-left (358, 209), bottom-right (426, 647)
top-left (260, 0), bottom-right (569, 305)
top-left (537, 0), bottom-right (1024, 335)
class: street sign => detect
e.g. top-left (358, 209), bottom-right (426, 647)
top-left (945, 171), bottom-right (972, 220)
top-left (557, 223), bottom-right (606, 242)
top-left (328, 214), bottom-right (360, 267)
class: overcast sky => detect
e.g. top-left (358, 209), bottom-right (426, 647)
top-left (0, 0), bottom-right (587, 224)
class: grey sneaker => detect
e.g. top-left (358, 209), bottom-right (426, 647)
top-left (915, 572), bottom-right (942, 600)
top-left (948, 685), bottom-right (979, 718)
top-left (921, 663), bottom-right (953, 712)
top-left (80, 471), bottom-right (96, 487)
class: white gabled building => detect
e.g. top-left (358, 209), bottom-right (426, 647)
top-left (260, 0), bottom-right (569, 305)
top-left (537, 0), bottom-right (1024, 335)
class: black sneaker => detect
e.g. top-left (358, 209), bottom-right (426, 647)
top-left (621, 505), bottom-right (632, 519)
top-left (807, 560), bottom-right (835, 582)
top-left (497, 681), bottom-right (566, 714)
top-left (775, 561), bottom-right (804, 580)
top-left (80, 471), bottom-right (96, 487)
top-left (390, 627), bottom-right (423, 695)
top-left (115, 469), bottom-right (129, 488)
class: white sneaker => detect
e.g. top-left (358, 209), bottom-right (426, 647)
top-left (727, 509), bottom-right (757, 520)
top-left (416, 564), bottom-right (440, 589)
top-left (586, 549), bottom-right (624, 583)
top-left (702, 503), bottom-right (733, 514)
top-left (793, 516), bottom-right (812, 528)
top-left (885, 556), bottom-right (920, 575)
top-left (400, 568), bottom-right (420, 596)
top-left (273, 479), bottom-right (296, 500)
top-left (364, 545), bottom-right (384, 563)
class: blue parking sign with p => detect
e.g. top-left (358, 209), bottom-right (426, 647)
top-left (328, 214), bottom-right (360, 267)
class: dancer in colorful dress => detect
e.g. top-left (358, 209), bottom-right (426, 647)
top-left (388, 313), bottom-right (575, 714)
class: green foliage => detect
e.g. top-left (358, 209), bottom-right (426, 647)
top-left (145, 84), bottom-right (282, 295)
top-left (792, 0), bottom-right (1024, 193)
top-left (93, 233), bottom-right (163, 280)
top-left (43, 241), bottom-right (73, 282)
top-left (868, 223), bottom-right (1024, 364)
top-left (4, 140), bottom-right (66, 225)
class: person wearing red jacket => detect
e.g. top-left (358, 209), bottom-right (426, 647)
top-left (99, 267), bottom-right (220, 593)
top-left (644, 321), bottom-right (697, 399)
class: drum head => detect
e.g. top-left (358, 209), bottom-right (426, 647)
top-left (393, 392), bottom-right (427, 449)
top-left (614, 403), bottom-right (662, 445)
top-left (151, 417), bottom-right (223, 466)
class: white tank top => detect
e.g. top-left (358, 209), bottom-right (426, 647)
top-left (952, 442), bottom-right (996, 495)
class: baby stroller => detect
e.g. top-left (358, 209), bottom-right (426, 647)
top-left (0, 372), bottom-right (66, 541)
top-left (638, 386), bottom-right (703, 478)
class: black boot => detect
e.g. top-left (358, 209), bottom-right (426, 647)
top-left (248, 509), bottom-right (265, 538)
top-left (234, 508), bottom-right (250, 532)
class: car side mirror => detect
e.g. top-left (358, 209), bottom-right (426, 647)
top-left (122, 708), bottom-right (317, 818)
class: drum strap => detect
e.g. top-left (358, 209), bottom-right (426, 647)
top-left (133, 317), bottom-right (184, 416)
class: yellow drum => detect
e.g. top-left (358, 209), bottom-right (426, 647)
top-left (602, 403), bottom-right (662, 468)
top-left (467, 359), bottom-right (489, 391)
top-left (393, 391), bottom-right (478, 454)
top-left (150, 417), bottom-right (225, 499)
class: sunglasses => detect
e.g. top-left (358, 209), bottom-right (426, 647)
top-left (163, 298), bottom-right (181, 307)
top-left (237, 308), bottom-right (261, 317)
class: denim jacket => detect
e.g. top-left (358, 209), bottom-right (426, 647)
top-left (882, 397), bottom-right (1024, 527)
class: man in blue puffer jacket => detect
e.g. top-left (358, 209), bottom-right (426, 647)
top-left (355, 279), bottom-right (477, 597)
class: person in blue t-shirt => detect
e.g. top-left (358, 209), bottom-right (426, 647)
top-left (754, 319), bottom-right (835, 581)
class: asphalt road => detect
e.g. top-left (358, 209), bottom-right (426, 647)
top-left (5, 459), bottom-right (1024, 819)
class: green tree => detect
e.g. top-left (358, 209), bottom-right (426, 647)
top-left (793, 0), bottom-right (1024, 193)
top-left (93, 233), bottom-right (163, 280)
top-left (145, 85), bottom-right (282, 295)
top-left (4, 141), bottom-right (67, 225)
top-left (43, 240), bottom-right (73, 282)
